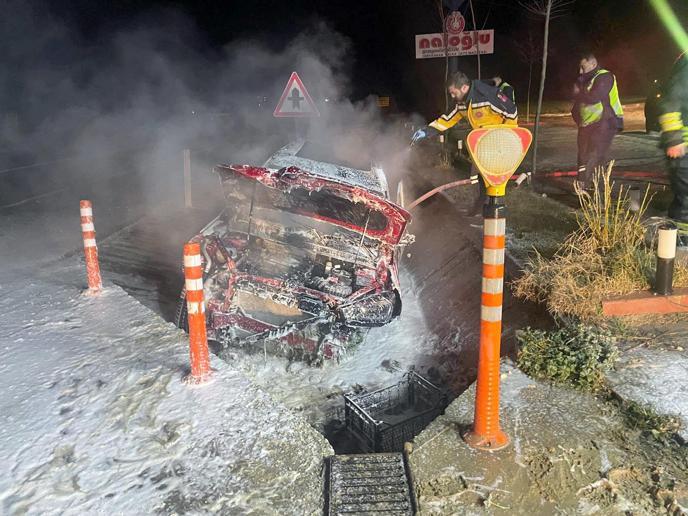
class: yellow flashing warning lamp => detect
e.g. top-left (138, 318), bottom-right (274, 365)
top-left (465, 126), bottom-right (533, 196)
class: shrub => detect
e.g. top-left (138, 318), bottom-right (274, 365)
top-left (513, 163), bottom-right (688, 320)
top-left (516, 322), bottom-right (618, 391)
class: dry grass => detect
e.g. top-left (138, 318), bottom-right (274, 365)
top-left (513, 163), bottom-right (688, 320)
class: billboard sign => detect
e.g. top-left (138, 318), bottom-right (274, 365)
top-left (415, 29), bottom-right (494, 59)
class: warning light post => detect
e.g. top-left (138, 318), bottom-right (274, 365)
top-left (462, 126), bottom-right (532, 451)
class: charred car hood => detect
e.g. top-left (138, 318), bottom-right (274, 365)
top-left (214, 164), bottom-right (411, 246)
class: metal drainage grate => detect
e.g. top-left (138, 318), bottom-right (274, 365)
top-left (328, 453), bottom-right (415, 515)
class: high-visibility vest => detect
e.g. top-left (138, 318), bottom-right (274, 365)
top-left (580, 69), bottom-right (623, 127)
top-left (499, 82), bottom-right (515, 103)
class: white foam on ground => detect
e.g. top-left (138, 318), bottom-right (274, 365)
top-left (0, 261), bottom-right (331, 514)
top-left (230, 270), bottom-right (439, 428)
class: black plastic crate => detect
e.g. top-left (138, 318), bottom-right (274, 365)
top-left (344, 372), bottom-right (448, 453)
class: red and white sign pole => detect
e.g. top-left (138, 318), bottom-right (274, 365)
top-left (80, 200), bottom-right (102, 293)
top-left (183, 242), bottom-right (212, 384)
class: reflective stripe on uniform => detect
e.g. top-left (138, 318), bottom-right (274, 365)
top-left (581, 102), bottom-right (604, 126)
top-left (580, 69), bottom-right (622, 127)
top-left (608, 75), bottom-right (623, 117)
top-left (429, 105), bottom-right (462, 132)
top-left (659, 112), bottom-right (684, 132)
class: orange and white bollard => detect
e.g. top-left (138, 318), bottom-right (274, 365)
top-left (461, 125), bottom-right (532, 451)
top-left (80, 200), bottom-right (102, 292)
top-left (463, 196), bottom-right (509, 451)
top-left (183, 242), bottom-right (211, 384)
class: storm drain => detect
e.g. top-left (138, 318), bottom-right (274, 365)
top-left (327, 453), bottom-right (415, 515)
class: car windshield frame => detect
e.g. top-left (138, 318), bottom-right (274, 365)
top-left (251, 181), bottom-right (388, 232)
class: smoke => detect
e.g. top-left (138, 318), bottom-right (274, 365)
top-left (1, 1), bottom-right (418, 212)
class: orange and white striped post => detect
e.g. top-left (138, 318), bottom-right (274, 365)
top-left (463, 197), bottom-right (509, 451)
top-left (80, 200), bottom-right (102, 292)
top-left (183, 242), bottom-right (211, 384)
top-left (462, 126), bottom-right (533, 452)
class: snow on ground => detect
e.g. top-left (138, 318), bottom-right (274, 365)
top-left (607, 345), bottom-right (688, 442)
top-left (0, 259), bottom-right (332, 515)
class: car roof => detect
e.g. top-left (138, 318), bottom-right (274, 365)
top-left (263, 139), bottom-right (389, 198)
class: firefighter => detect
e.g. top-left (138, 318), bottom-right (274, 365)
top-left (658, 53), bottom-right (688, 235)
top-left (492, 75), bottom-right (515, 103)
top-left (411, 70), bottom-right (518, 215)
top-left (571, 53), bottom-right (624, 190)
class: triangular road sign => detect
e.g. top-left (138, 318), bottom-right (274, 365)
top-left (273, 72), bottom-right (320, 117)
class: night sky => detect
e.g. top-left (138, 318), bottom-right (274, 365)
top-left (32, 0), bottom-right (688, 116)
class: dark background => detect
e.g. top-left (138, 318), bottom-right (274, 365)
top-left (15, 0), bottom-right (688, 120)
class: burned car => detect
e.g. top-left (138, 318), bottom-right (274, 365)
top-left (175, 140), bottom-right (412, 361)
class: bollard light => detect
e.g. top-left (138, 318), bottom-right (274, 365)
top-left (656, 223), bottom-right (677, 296)
top-left (462, 125), bottom-right (532, 451)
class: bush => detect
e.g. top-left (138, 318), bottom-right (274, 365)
top-left (516, 322), bottom-right (618, 391)
top-left (513, 164), bottom-right (688, 320)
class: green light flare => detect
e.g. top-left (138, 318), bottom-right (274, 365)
top-left (649, 0), bottom-right (688, 53)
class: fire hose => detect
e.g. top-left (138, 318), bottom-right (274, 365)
top-left (406, 172), bottom-right (530, 210)
top-left (540, 169), bottom-right (669, 184)
top-left (406, 170), bottom-right (668, 211)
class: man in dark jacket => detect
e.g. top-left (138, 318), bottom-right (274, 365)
top-left (412, 71), bottom-right (518, 141)
top-left (659, 53), bottom-right (688, 228)
top-left (572, 53), bottom-right (624, 189)
top-left (411, 71), bottom-right (518, 214)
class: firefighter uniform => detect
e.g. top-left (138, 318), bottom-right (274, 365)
top-left (659, 54), bottom-right (688, 223)
top-left (498, 81), bottom-right (516, 103)
top-left (428, 79), bottom-right (518, 134)
top-left (572, 67), bottom-right (624, 188)
top-left (423, 80), bottom-right (518, 215)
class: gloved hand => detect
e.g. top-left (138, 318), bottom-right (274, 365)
top-left (411, 128), bottom-right (427, 145)
top-left (667, 143), bottom-right (687, 159)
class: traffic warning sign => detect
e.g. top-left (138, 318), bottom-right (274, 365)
top-left (273, 72), bottom-right (320, 117)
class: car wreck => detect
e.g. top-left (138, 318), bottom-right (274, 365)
top-left (176, 141), bottom-right (412, 362)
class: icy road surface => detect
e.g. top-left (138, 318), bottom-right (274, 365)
top-left (0, 261), bottom-right (331, 514)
